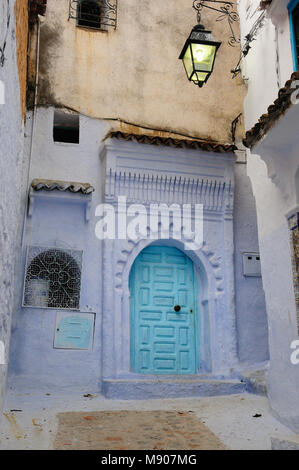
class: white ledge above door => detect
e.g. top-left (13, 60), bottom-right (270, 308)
top-left (100, 137), bottom-right (236, 215)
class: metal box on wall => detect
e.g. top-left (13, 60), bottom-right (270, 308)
top-left (54, 312), bottom-right (95, 350)
top-left (242, 252), bottom-right (261, 277)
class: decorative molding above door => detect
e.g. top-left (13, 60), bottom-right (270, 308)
top-left (101, 137), bottom-right (236, 216)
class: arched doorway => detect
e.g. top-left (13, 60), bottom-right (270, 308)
top-left (129, 245), bottom-right (198, 375)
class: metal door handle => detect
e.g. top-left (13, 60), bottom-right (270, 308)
top-left (174, 305), bottom-right (181, 312)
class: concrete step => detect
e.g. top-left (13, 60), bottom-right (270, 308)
top-left (241, 369), bottom-right (267, 396)
top-left (102, 377), bottom-right (246, 400)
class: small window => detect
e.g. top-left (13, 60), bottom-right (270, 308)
top-left (53, 110), bottom-right (79, 144)
top-left (77, 0), bottom-right (104, 30)
top-left (69, 0), bottom-right (117, 31)
top-left (23, 247), bottom-right (83, 310)
top-left (289, 0), bottom-right (299, 70)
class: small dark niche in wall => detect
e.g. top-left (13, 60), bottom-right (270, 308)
top-left (53, 110), bottom-right (80, 144)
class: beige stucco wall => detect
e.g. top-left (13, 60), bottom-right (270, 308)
top-left (32, 0), bottom-right (246, 143)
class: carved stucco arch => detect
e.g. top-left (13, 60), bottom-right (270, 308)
top-left (116, 237), bottom-right (224, 299)
top-left (101, 140), bottom-right (238, 379)
top-left (103, 234), bottom-right (227, 377)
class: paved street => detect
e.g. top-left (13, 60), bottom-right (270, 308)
top-left (0, 391), bottom-right (293, 450)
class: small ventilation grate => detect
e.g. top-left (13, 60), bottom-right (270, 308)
top-left (23, 246), bottom-right (83, 310)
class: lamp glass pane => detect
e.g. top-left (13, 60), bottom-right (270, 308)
top-left (182, 45), bottom-right (194, 79)
top-left (192, 71), bottom-right (209, 83)
top-left (191, 43), bottom-right (216, 72)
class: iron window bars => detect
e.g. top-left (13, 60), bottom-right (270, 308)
top-left (23, 246), bottom-right (83, 310)
top-left (69, 0), bottom-right (117, 30)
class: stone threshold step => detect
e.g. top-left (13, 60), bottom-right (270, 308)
top-left (102, 378), bottom-right (246, 400)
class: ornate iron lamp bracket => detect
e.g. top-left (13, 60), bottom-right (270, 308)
top-left (192, 0), bottom-right (240, 47)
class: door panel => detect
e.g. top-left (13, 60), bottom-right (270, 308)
top-left (131, 246), bottom-right (197, 375)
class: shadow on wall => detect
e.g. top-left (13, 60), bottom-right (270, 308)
top-left (234, 165), bottom-right (269, 366)
top-left (296, 166), bottom-right (299, 204)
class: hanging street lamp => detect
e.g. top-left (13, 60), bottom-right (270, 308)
top-left (179, 1), bottom-right (240, 88)
top-left (179, 23), bottom-right (221, 88)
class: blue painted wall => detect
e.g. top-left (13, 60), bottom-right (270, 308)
top-left (7, 107), bottom-right (108, 393)
top-left (234, 164), bottom-right (269, 366)
top-left (7, 107), bottom-right (269, 395)
top-left (8, 194), bottom-right (103, 392)
top-left (0, 1), bottom-right (29, 411)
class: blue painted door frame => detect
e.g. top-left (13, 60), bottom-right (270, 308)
top-left (288, 0), bottom-right (299, 71)
top-left (130, 245), bottom-right (198, 375)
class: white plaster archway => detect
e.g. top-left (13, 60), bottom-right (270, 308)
top-left (100, 137), bottom-right (239, 382)
top-left (102, 235), bottom-right (237, 380)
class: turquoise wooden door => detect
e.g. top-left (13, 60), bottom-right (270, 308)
top-left (130, 246), bottom-right (197, 375)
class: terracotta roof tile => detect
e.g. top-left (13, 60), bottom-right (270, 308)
top-left (244, 71), bottom-right (299, 148)
top-left (31, 179), bottom-right (95, 194)
top-left (106, 131), bottom-right (237, 153)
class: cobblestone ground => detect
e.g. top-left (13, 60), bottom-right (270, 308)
top-left (54, 410), bottom-right (225, 450)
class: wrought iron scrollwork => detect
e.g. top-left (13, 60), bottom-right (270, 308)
top-left (23, 246), bottom-right (83, 310)
top-left (193, 0), bottom-right (204, 23)
top-left (192, 0), bottom-right (240, 47)
top-left (231, 10), bottom-right (266, 78)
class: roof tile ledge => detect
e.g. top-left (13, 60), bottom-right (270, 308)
top-left (106, 131), bottom-right (237, 154)
top-left (31, 179), bottom-right (95, 194)
top-left (244, 71), bottom-right (299, 149)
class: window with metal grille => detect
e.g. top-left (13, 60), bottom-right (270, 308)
top-left (69, 0), bottom-right (117, 31)
top-left (78, 0), bottom-right (103, 29)
top-left (23, 247), bottom-right (83, 310)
